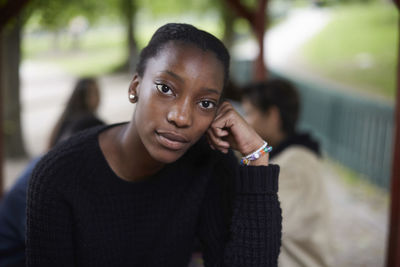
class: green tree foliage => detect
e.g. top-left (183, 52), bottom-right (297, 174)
top-left (137, 0), bottom-right (213, 15)
top-left (25, 0), bottom-right (107, 30)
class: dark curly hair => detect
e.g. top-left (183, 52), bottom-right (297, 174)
top-left (136, 23), bottom-right (230, 86)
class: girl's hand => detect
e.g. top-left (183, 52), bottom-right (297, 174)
top-left (206, 101), bottom-right (269, 166)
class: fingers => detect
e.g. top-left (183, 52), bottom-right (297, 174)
top-left (210, 101), bottom-right (265, 156)
top-left (206, 101), bottom-right (236, 154)
top-left (215, 101), bottom-right (234, 121)
top-left (207, 128), bottom-right (230, 154)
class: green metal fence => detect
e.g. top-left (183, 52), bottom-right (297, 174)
top-left (231, 60), bottom-right (394, 190)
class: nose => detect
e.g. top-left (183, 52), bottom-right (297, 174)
top-left (167, 98), bottom-right (193, 128)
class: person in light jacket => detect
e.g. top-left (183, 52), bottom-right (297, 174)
top-left (242, 78), bottom-right (333, 267)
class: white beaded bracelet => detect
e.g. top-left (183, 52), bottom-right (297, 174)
top-left (240, 141), bottom-right (272, 165)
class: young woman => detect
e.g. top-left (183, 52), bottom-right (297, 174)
top-left (26, 23), bottom-right (281, 267)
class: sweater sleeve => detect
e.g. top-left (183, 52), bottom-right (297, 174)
top-left (197, 151), bottom-right (282, 267)
top-left (26, 158), bottom-right (75, 266)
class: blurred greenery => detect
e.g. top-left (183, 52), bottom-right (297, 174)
top-left (22, 1), bottom-right (225, 76)
top-left (301, 1), bottom-right (398, 99)
top-left (22, 15), bottom-right (223, 76)
top-left (22, 23), bottom-right (126, 76)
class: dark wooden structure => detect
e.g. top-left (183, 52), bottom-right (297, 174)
top-left (385, 2), bottom-right (400, 265)
top-left (225, 0), bottom-right (268, 81)
top-left (0, 0), bottom-right (30, 198)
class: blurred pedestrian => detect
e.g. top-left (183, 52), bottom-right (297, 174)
top-left (26, 23), bottom-right (281, 267)
top-left (242, 78), bottom-right (333, 267)
top-left (0, 77), bottom-right (105, 267)
top-left (48, 77), bottom-right (104, 148)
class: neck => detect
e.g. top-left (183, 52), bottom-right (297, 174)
top-left (115, 122), bottom-right (165, 181)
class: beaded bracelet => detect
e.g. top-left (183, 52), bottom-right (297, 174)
top-left (240, 141), bottom-right (273, 166)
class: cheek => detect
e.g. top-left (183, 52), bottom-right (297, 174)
top-left (191, 113), bottom-right (215, 137)
top-left (134, 94), bottom-right (161, 130)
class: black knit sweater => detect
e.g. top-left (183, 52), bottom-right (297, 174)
top-left (26, 124), bottom-right (281, 267)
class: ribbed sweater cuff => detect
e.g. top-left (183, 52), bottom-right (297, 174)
top-left (236, 164), bottom-right (280, 194)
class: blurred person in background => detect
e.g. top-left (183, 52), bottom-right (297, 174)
top-left (48, 77), bottom-right (104, 148)
top-left (242, 78), bottom-right (333, 267)
top-left (0, 77), bottom-right (105, 267)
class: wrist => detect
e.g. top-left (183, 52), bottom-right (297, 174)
top-left (249, 153), bottom-right (269, 166)
top-left (240, 139), bottom-right (265, 156)
top-left (240, 141), bottom-right (272, 166)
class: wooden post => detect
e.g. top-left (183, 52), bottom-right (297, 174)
top-left (0, 32), bottom-right (3, 198)
top-left (386, 14), bottom-right (400, 267)
top-left (0, 0), bottom-right (31, 198)
top-left (224, 0), bottom-right (268, 81)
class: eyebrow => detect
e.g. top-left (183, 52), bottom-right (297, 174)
top-left (161, 70), bottom-right (221, 96)
top-left (162, 70), bottom-right (184, 83)
top-left (202, 88), bottom-right (221, 96)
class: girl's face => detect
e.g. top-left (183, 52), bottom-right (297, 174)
top-left (130, 42), bottom-right (225, 163)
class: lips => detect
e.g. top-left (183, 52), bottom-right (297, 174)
top-left (155, 130), bottom-right (189, 151)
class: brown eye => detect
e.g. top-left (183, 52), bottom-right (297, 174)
top-left (199, 100), bottom-right (216, 110)
top-left (155, 83), bottom-right (173, 95)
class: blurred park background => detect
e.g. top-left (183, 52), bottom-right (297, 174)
top-left (1, 0), bottom-right (399, 266)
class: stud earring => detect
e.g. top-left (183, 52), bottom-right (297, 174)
top-left (129, 94), bottom-right (137, 103)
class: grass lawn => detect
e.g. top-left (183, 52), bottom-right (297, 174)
top-left (22, 13), bottom-right (222, 77)
top-left (301, 1), bottom-right (398, 99)
top-left (22, 26), bottom-right (127, 76)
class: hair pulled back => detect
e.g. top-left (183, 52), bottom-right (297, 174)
top-left (136, 23), bottom-right (230, 86)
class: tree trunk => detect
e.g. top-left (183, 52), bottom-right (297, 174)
top-left (222, 7), bottom-right (235, 51)
top-left (123, 0), bottom-right (138, 74)
top-left (253, 0), bottom-right (268, 81)
top-left (1, 17), bottom-right (27, 159)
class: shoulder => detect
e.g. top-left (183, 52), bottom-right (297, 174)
top-left (68, 114), bottom-right (105, 133)
top-left (272, 145), bottom-right (325, 191)
top-left (272, 145), bottom-right (320, 167)
top-left (30, 125), bottom-right (108, 190)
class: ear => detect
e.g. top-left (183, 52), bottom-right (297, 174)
top-left (128, 74), bottom-right (140, 103)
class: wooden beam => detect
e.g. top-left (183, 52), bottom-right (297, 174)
top-left (0, 0), bottom-right (30, 198)
top-left (224, 0), bottom-right (254, 24)
top-left (0, 32), bottom-right (3, 198)
top-left (386, 16), bottom-right (400, 267)
top-left (224, 0), bottom-right (268, 81)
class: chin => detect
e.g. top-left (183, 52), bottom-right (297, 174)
top-left (150, 148), bottom-right (186, 164)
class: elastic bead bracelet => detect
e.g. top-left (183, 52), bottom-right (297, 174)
top-left (240, 141), bottom-right (273, 166)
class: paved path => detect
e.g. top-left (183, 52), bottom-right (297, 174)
top-left (231, 7), bottom-right (331, 69)
top-left (324, 162), bottom-right (388, 267)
